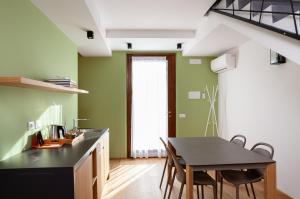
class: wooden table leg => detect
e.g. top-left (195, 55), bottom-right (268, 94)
top-left (186, 165), bottom-right (194, 199)
top-left (264, 163), bottom-right (276, 199)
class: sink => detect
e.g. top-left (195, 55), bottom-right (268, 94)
top-left (77, 128), bottom-right (102, 133)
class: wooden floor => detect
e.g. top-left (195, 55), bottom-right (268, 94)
top-left (102, 158), bottom-right (289, 199)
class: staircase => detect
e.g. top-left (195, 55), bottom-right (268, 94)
top-left (210, 0), bottom-right (300, 40)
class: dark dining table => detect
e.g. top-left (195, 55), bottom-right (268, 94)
top-left (168, 137), bottom-right (276, 199)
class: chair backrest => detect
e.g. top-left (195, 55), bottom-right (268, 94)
top-left (160, 137), bottom-right (175, 168)
top-left (251, 142), bottom-right (274, 159)
top-left (250, 142), bottom-right (274, 176)
top-left (230, 134), bottom-right (246, 148)
top-left (166, 146), bottom-right (185, 183)
top-left (159, 137), bottom-right (167, 148)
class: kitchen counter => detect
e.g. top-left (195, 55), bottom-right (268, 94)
top-left (0, 128), bottom-right (109, 199)
top-left (0, 128), bottom-right (108, 170)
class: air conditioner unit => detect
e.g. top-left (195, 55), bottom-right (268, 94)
top-left (211, 54), bottom-right (236, 73)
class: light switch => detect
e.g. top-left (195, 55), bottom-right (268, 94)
top-left (27, 121), bottom-right (35, 131)
top-left (179, 114), bottom-right (186, 118)
top-left (36, 120), bottom-right (42, 129)
top-left (188, 91), bottom-right (201, 99)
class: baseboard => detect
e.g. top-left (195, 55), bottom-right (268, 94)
top-left (110, 157), bottom-right (128, 160)
top-left (277, 189), bottom-right (293, 199)
top-left (110, 157), bottom-right (165, 160)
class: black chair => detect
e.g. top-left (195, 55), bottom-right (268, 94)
top-left (219, 135), bottom-right (250, 197)
top-left (230, 135), bottom-right (247, 148)
top-left (159, 137), bottom-right (185, 199)
top-left (220, 142), bottom-right (275, 199)
top-left (159, 137), bottom-right (169, 189)
top-left (166, 146), bottom-right (217, 199)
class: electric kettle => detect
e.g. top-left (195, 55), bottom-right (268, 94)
top-left (49, 125), bottom-right (65, 140)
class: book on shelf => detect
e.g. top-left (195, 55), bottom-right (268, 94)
top-left (44, 78), bottom-right (77, 88)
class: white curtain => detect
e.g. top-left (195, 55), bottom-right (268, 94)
top-left (131, 57), bottom-right (168, 158)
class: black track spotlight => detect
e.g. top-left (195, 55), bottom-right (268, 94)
top-left (87, 30), bottom-right (94, 39)
top-left (177, 43), bottom-right (182, 50)
top-left (127, 42), bottom-right (132, 50)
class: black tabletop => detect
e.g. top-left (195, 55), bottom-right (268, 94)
top-left (0, 128), bottom-right (108, 170)
top-left (168, 137), bottom-right (275, 167)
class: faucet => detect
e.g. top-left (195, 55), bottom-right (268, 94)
top-left (73, 118), bottom-right (89, 131)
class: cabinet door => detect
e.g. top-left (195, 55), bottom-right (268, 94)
top-left (96, 141), bottom-right (105, 198)
top-left (104, 133), bottom-right (110, 179)
top-left (75, 155), bottom-right (93, 199)
top-left (101, 138), bottom-right (106, 189)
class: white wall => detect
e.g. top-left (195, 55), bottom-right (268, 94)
top-left (219, 40), bottom-right (300, 198)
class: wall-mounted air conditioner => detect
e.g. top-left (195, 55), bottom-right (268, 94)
top-left (211, 54), bottom-right (236, 73)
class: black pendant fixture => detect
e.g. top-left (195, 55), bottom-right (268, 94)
top-left (127, 43), bottom-right (132, 50)
top-left (87, 30), bottom-right (94, 39)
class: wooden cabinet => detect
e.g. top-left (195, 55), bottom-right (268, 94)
top-left (96, 139), bottom-right (105, 198)
top-left (96, 132), bottom-right (110, 198)
top-left (0, 128), bottom-right (109, 199)
top-left (75, 155), bottom-right (93, 199)
top-left (74, 131), bottom-right (109, 199)
top-left (103, 132), bottom-right (110, 180)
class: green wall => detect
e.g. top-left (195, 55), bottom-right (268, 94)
top-left (0, 0), bottom-right (78, 160)
top-left (176, 54), bottom-right (217, 137)
top-left (79, 52), bottom-right (127, 158)
top-left (79, 52), bottom-right (217, 158)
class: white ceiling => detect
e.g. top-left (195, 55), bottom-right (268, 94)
top-left (184, 25), bottom-right (249, 56)
top-left (108, 38), bottom-right (192, 51)
top-left (31, 0), bottom-right (251, 57)
top-left (96, 0), bottom-right (213, 29)
top-left (31, 0), bottom-right (111, 56)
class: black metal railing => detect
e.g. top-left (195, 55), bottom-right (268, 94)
top-left (209, 0), bottom-right (300, 40)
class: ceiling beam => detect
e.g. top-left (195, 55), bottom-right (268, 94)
top-left (106, 29), bottom-right (196, 39)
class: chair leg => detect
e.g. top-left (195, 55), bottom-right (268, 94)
top-left (160, 157), bottom-right (168, 189)
top-left (245, 184), bottom-right (250, 197)
top-left (213, 184), bottom-right (217, 199)
top-left (215, 171), bottom-right (218, 195)
top-left (178, 182), bottom-right (184, 199)
top-left (201, 185), bottom-right (204, 199)
top-left (163, 176), bottom-right (169, 199)
top-left (250, 183), bottom-right (256, 199)
top-left (220, 177), bottom-right (223, 199)
top-left (164, 166), bottom-right (173, 199)
top-left (235, 185), bottom-right (240, 199)
top-left (167, 169), bottom-right (176, 199)
top-left (197, 185), bottom-right (200, 199)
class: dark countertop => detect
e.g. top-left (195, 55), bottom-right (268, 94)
top-left (0, 128), bottom-right (108, 170)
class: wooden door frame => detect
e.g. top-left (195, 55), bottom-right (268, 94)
top-left (126, 53), bottom-right (176, 158)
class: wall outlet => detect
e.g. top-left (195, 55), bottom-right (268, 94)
top-left (35, 120), bottom-right (42, 129)
top-left (27, 121), bottom-right (35, 131)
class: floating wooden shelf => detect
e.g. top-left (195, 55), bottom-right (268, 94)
top-left (0, 76), bottom-right (89, 94)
